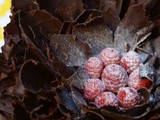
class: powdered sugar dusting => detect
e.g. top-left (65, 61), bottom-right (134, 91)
top-left (121, 51), bottom-right (141, 73)
top-left (94, 92), bottom-right (118, 107)
top-left (100, 48), bottom-right (120, 66)
top-left (118, 87), bottom-right (140, 108)
top-left (102, 64), bottom-right (128, 93)
top-left (83, 78), bottom-right (105, 101)
top-left (84, 57), bottom-right (104, 78)
top-left (128, 68), bottom-right (152, 90)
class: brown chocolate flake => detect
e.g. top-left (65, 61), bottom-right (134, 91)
top-left (49, 35), bottom-right (91, 67)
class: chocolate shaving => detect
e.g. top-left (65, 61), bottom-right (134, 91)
top-left (114, 4), bottom-right (152, 52)
top-left (73, 17), bottom-right (113, 55)
top-left (12, 0), bottom-right (39, 13)
top-left (36, 0), bottom-right (84, 21)
top-left (49, 35), bottom-right (91, 67)
top-left (20, 60), bottom-right (57, 93)
top-left (103, 8), bottom-right (120, 31)
top-left (100, 0), bottom-right (123, 15)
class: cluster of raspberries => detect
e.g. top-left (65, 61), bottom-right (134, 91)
top-left (84, 48), bottom-right (152, 109)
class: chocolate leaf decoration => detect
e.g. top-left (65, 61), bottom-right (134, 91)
top-left (80, 112), bottom-right (105, 120)
top-left (0, 54), bottom-right (11, 73)
top-left (76, 9), bottom-right (102, 24)
top-left (2, 14), bottom-right (26, 67)
top-left (0, 95), bottom-right (15, 115)
top-left (82, 0), bottom-right (100, 9)
top-left (152, 35), bottom-right (160, 58)
top-left (65, 67), bottom-right (89, 90)
top-left (103, 8), bottom-right (120, 31)
top-left (71, 86), bottom-right (87, 108)
top-left (12, 0), bottom-right (39, 13)
top-left (56, 87), bottom-right (80, 115)
top-left (145, 0), bottom-right (160, 21)
top-left (49, 35), bottom-right (91, 67)
top-left (19, 10), bottom-right (62, 43)
top-left (114, 4), bottom-right (152, 52)
top-left (60, 21), bottom-right (74, 34)
top-left (0, 77), bottom-right (15, 92)
top-left (36, 0), bottom-right (84, 21)
top-left (4, 13), bottom-right (20, 36)
top-left (13, 103), bottom-right (31, 120)
top-left (100, 0), bottom-right (123, 15)
top-left (20, 60), bottom-right (57, 93)
top-left (73, 17), bottom-right (113, 55)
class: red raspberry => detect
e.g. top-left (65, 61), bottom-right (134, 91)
top-left (94, 92), bottom-right (118, 108)
top-left (128, 68), bottom-right (152, 90)
top-left (84, 57), bottom-right (104, 78)
top-left (117, 87), bottom-right (140, 109)
top-left (120, 51), bottom-right (141, 73)
top-left (101, 64), bottom-right (128, 93)
top-left (83, 78), bottom-right (105, 101)
top-left (100, 48), bottom-right (120, 66)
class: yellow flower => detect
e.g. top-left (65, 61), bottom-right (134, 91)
top-left (0, 0), bottom-right (11, 41)
top-left (0, 0), bottom-right (11, 16)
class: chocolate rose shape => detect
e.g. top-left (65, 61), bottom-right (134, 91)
top-left (0, 0), bottom-right (160, 120)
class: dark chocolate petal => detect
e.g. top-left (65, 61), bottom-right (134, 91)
top-left (49, 35), bottom-right (91, 67)
top-left (13, 103), bottom-right (31, 120)
top-left (12, 0), bottom-right (39, 13)
top-left (100, 0), bottom-right (123, 15)
top-left (102, 8), bottom-right (120, 31)
top-left (24, 47), bottom-right (43, 61)
top-left (80, 105), bottom-right (105, 120)
top-left (60, 21), bottom-right (74, 34)
top-left (76, 9), bottom-right (102, 24)
top-left (152, 36), bottom-right (160, 58)
top-left (73, 17), bottom-right (114, 55)
top-left (49, 54), bottom-right (77, 79)
top-left (119, 0), bottom-right (130, 19)
top-left (4, 13), bottom-right (20, 36)
top-left (2, 13), bottom-right (26, 63)
top-left (0, 54), bottom-right (11, 73)
top-left (20, 60), bottom-right (57, 93)
top-left (122, 4), bottom-right (150, 29)
top-left (19, 10), bottom-right (62, 39)
top-left (0, 95), bottom-right (15, 115)
top-left (0, 77), bottom-right (16, 92)
top-left (56, 87), bottom-right (80, 114)
top-left (145, 0), bottom-right (160, 21)
top-left (37, 0), bottom-right (84, 21)
top-left (114, 4), bottom-right (152, 52)
top-left (65, 67), bottom-right (89, 90)
top-left (71, 86), bottom-right (87, 108)
top-left (30, 99), bottom-right (58, 119)
top-left (80, 112), bottom-right (105, 120)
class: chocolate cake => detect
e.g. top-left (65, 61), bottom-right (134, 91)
top-left (0, 0), bottom-right (160, 120)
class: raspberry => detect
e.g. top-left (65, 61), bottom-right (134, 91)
top-left (83, 78), bottom-right (105, 101)
top-left (84, 57), bottom-right (104, 78)
top-left (117, 87), bottom-right (140, 109)
top-left (101, 64), bottom-right (128, 93)
top-left (128, 68), bottom-right (152, 90)
top-left (120, 51), bottom-right (141, 73)
top-left (94, 92), bottom-right (118, 108)
top-left (100, 48), bottom-right (120, 66)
